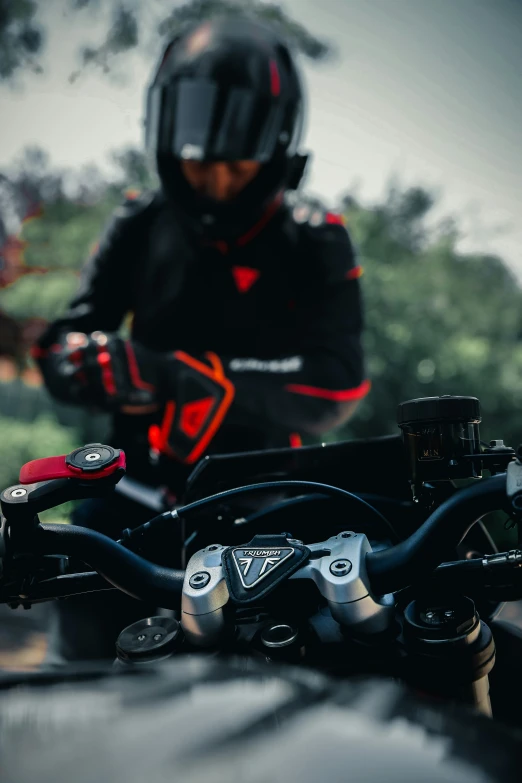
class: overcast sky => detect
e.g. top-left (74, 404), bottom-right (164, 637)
top-left (0, 0), bottom-right (520, 274)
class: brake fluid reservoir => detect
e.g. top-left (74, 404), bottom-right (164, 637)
top-left (397, 395), bottom-right (482, 487)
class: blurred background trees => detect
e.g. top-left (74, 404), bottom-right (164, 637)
top-left (0, 0), bottom-right (331, 86)
top-left (340, 187), bottom-right (522, 443)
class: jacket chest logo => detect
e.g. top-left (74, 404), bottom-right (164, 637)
top-left (231, 266), bottom-right (260, 294)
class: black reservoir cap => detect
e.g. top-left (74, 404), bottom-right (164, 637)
top-left (397, 395), bottom-right (481, 427)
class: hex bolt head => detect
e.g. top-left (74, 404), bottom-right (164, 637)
top-left (10, 488), bottom-right (27, 498)
top-left (189, 571), bottom-right (211, 589)
top-left (330, 559), bottom-right (352, 577)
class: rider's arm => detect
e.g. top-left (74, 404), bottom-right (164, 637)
top-left (33, 197), bottom-right (149, 404)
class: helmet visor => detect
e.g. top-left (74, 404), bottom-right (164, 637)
top-left (147, 78), bottom-right (286, 162)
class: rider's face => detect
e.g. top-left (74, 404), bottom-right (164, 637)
top-left (181, 160), bottom-right (261, 202)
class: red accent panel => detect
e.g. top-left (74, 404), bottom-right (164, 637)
top-left (269, 59), bottom-right (281, 96)
top-left (20, 455), bottom-right (67, 483)
top-left (325, 212), bottom-right (345, 225)
top-left (289, 433), bottom-right (302, 448)
top-left (124, 342), bottom-right (155, 392)
top-left (148, 424), bottom-right (162, 453)
top-left (236, 193), bottom-right (283, 247)
top-left (19, 452), bottom-right (126, 484)
top-left (176, 352), bottom-right (235, 463)
top-left (345, 265), bottom-right (363, 281)
top-left (179, 397), bottom-right (215, 438)
top-left (30, 345), bottom-right (47, 359)
top-left (285, 379), bottom-right (371, 401)
top-left (232, 266), bottom-right (260, 294)
top-left (149, 402), bottom-right (176, 456)
top-left (205, 352), bottom-right (226, 380)
top-left (97, 348), bottom-right (117, 396)
top-left (150, 353), bottom-right (235, 464)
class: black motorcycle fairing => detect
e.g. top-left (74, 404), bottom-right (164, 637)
top-left (183, 434), bottom-right (412, 503)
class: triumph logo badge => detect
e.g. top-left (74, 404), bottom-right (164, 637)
top-left (232, 547), bottom-right (294, 589)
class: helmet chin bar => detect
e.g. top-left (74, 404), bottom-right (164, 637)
top-left (181, 532), bottom-right (395, 648)
top-left (157, 150), bottom-right (309, 241)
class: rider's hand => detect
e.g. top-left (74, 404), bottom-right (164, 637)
top-left (148, 351), bottom-right (235, 464)
top-left (38, 331), bottom-right (162, 411)
top-left (81, 332), bottom-right (163, 411)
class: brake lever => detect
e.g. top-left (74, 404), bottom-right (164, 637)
top-left (0, 444), bottom-right (125, 534)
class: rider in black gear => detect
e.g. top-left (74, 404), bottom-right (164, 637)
top-left (34, 17), bottom-right (369, 660)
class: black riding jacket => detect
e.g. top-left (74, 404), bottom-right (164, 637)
top-left (39, 190), bottom-right (368, 487)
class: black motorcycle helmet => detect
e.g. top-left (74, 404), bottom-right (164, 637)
top-left (145, 16), bottom-right (309, 239)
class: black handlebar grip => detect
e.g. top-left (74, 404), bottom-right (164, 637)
top-left (366, 474), bottom-right (507, 595)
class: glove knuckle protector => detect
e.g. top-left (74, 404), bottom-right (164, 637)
top-left (149, 351), bottom-right (235, 464)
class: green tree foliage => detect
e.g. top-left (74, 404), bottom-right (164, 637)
top-left (0, 145), bottom-right (155, 328)
top-left (0, 0), bottom-right (330, 85)
top-left (0, 411), bottom-right (81, 520)
top-left (157, 0), bottom-right (331, 61)
top-left (0, 0), bottom-right (43, 81)
top-left (337, 187), bottom-right (522, 444)
top-left (0, 412), bottom-right (78, 489)
top-left (111, 147), bottom-right (159, 192)
top-left (1, 271), bottom-right (79, 321)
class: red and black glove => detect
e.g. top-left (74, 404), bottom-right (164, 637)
top-left (34, 334), bottom-right (235, 463)
top-left (33, 331), bottom-right (161, 410)
top-left (149, 351), bottom-right (235, 464)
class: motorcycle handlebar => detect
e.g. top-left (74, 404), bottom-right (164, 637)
top-left (366, 474), bottom-right (507, 595)
top-left (35, 524), bottom-right (185, 608)
top-left (3, 474), bottom-right (513, 605)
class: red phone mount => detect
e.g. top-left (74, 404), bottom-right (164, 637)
top-left (1, 444), bottom-right (126, 529)
top-left (19, 444), bottom-right (126, 484)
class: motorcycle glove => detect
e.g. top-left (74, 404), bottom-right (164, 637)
top-left (34, 334), bottom-right (235, 463)
top-left (149, 351), bottom-right (235, 464)
top-left (33, 331), bottom-right (160, 410)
